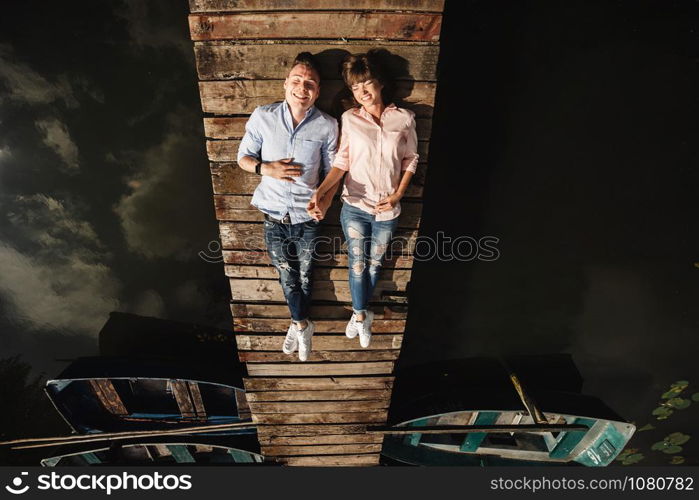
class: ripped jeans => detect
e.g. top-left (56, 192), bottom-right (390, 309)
top-left (340, 203), bottom-right (399, 314)
top-left (263, 217), bottom-right (321, 322)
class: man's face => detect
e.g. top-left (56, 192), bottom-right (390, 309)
top-left (284, 64), bottom-right (320, 112)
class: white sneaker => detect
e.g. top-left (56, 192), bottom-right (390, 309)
top-left (359, 310), bottom-right (375, 348)
top-left (345, 313), bottom-right (362, 339)
top-left (282, 322), bottom-right (298, 355)
top-left (297, 320), bottom-right (315, 362)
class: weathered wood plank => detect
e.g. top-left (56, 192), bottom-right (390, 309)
top-left (210, 162), bottom-right (426, 198)
top-left (189, 13), bottom-right (442, 42)
top-left (233, 318), bottom-right (406, 333)
top-left (250, 400), bottom-right (389, 413)
top-left (234, 388), bottom-right (251, 419)
top-left (255, 423), bottom-right (372, 436)
top-left (223, 249), bottom-right (415, 269)
top-left (229, 278), bottom-right (408, 303)
top-left (219, 222), bottom-right (418, 252)
top-left (261, 443), bottom-right (382, 456)
top-left (188, 0), bottom-right (445, 14)
top-left (199, 80), bottom-right (436, 117)
top-left (237, 334), bottom-right (403, 351)
top-left (231, 302), bottom-right (408, 319)
top-left (204, 117), bottom-right (433, 140)
top-left (240, 350), bottom-right (399, 362)
top-left (195, 41), bottom-right (439, 81)
top-left (244, 376), bottom-right (394, 392)
top-left (171, 380), bottom-right (198, 419)
top-left (275, 454), bottom-right (381, 466)
top-left (244, 389), bottom-right (392, 402)
top-left (246, 362), bottom-right (394, 376)
top-left (258, 433), bottom-right (383, 445)
top-left (89, 379), bottom-right (128, 416)
top-left (213, 195), bottom-right (423, 228)
top-left (252, 410), bottom-right (388, 424)
top-left (225, 264), bottom-right (412, 282)
top-left (207, 139), bottom-right (429, 165)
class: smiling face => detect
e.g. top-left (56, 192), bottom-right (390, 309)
top-left (351, 78), bottom-right (384, 109)
top-left (283, 63), bottom-right (320, 113)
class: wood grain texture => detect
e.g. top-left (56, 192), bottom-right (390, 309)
top-left (254, 423), bottom-right (373, 436)
top-left (274, 454), bottom-right (381, 466)
top-left (210, 162), bottom-right (426, 198)
top-left (229, 278), bottom-right (408, 303)
top-left (199, 80), bottom-right (436, 117)
top-left (246, 361), bottom-right (394, 376)
top-left (239, 350), bottom-right (399, 362)
top-left (261, 443), bottom-right (382, 456)
top-left (244, 389), bottom-right (392, 402)
top-left (250, 400), bottom-right (389, 413)
top-left (244, 376), bottom-right (394, 392)
top-left (257, 433), bottom-right (384, 445)
top-left (252, 410), bottom-right (388, 424)
top-left (204, 117), bottom-right (433, 140)
top-left (188, 0), bottom-right (445, 13)
top-left (223, 249), bottom-right (415, 269)
top-left (225, 264), bottom-right (412, 282)
top-left (195, 41), bottom-right (439, 81)
top-left (230, 302), bottom-right (408, 319)
top-left (237, 334), bottom-right (403, 351)
top-left (189, 13), bottom-right (442, 42)
top-left (233, 317), bottom-right (406, 333)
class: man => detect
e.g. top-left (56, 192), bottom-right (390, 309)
top-left (237, 52), bottom-right (339, 362)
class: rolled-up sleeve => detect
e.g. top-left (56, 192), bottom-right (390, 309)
top-left (331, 115), bottom-right (350, 172)
top-left (401, 113), bottom-right (419, 173)
top-left (321, 118), bottom-right (339, 176)
top-left (236, 108), bottom-right (263, 162)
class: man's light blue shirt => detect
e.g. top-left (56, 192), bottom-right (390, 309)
top-left (237, 101), bottom-right (338, 224)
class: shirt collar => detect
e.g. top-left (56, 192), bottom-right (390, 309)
top-left (283, 101), bottom-right (316, 127)
top-left (355, 102), bottom-right (397, 121)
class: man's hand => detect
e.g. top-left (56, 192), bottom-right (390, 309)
top-left (307, 190), bottom-right (329, 221)
top-left (375, 193), bottom-right (402, 214)
top-left (261, 158), bottom-right (302, 182)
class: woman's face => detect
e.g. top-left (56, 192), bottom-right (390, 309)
top-left (351, 78), bottom-right (384, 109)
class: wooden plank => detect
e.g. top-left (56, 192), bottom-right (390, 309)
top-left (219, 222), bottom-right (418, 252)
top-left (246, 361), bottom-right (394, 376)
top-left (187, 381), bottom-right (207, 418)
top-left (89, 379), bottom-right (128, 416)
top-left (223, 249), bottom-right (415, 269)
top-left (210, 162), bottom-right (426, 198)
top-left (230, 302), bottom-right (409, 319)
top-left (255, 423), bottom-right (371, 436)
top-left (245, 389), bottom-right (391, 402)
top-left (229, 278), bottom-right (408, 302)
top-left (235, 388), bottom-right (252, 419)
top-left (213, 195), bottom-right (423, 228)
top-left (236, 334), bottom-right (403, 351)
top-left (199, 80), bottom-right (436, 117)
top-left (262, 443), bottom-right (382, 456)
top-left (233, 317), bottom-right (406, 333)
top-left (250, 400), bottom-right (389, 413)
top-left (239, 350), bottom-right (400, 362)
top-left (258, 433), bottom-right (383, 445)
top-left (170, 380), bottom-right (197, 419)
top-left (253, 411), bottom-right (388, 424)
top-left (244, 376), bottom-right (394, 392)
top-left (207, 139), bottom-right (429, 163)
top-left (225, 265), bottom-right (412, 282)
top-left (195, 41), bottom-right (439, 82)
top-left (204, 117), bottom-right (433, 141)
top-left (189, 13), bottom-right (442, 42)
top-left (188, 0), bottom-right (445, 13)
top-left (275, 454), bottom-right (380, 466)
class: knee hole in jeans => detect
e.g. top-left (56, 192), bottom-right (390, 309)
top-left (351, 261), bottom-right (365, 276)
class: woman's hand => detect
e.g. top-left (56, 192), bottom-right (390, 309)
top-left (375, 192), bottom-right (402, 214)
top-left (307, 190), bottom-right (326, 221)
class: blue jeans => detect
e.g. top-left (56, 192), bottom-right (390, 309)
top-left (340, 203), bottom-right (399, 314)
top-left (263, 218), bottom-right (321, 322)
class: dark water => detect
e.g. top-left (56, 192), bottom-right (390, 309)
top-left (0, 0), bottom-right (697, 466)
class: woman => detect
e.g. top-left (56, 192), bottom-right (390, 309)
top-left (307, 52), bottom-right (419, 347)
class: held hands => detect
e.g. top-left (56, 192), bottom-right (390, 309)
top-left (307, 190), bottom-right (331, 221)
top-left (374, 192), bottom-right (402, 214)
top-left (261, 158), bottom-right (302, 182)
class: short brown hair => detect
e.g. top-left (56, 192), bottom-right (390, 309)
top-left (341, 52), bottom-right (385, 88)
top-left (292, 52), bottom-right (321, 81)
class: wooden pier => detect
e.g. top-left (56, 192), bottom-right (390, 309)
top-left (187, 0), bottom-right (445, 466)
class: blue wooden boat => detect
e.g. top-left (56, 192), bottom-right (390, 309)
top-left (45, 357), bottom-right (252, 434)
top-left (381, 356), bottom-right (635, 466)
top-left (41, 434), bottom-right (264, 466)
